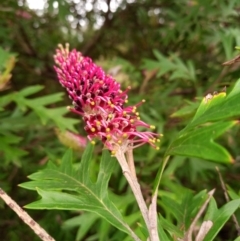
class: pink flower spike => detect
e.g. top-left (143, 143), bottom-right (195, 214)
top-left (54, 44), bottom-right (162, 153)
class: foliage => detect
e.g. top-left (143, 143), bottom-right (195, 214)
top-left (20, 145), bottom-right (145, 240)
top-left (20, 77), bottom-right (240, 240)
top-left (166, 79), bottom-right (240, 163)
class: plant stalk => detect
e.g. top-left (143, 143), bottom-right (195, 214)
top-left (115, 149), bottom-right (160, 241)
top-left (0, 187), bottom-right (55, 241)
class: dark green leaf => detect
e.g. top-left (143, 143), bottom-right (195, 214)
top-left (20, 144), bottom-right (140, 239)
top-left (166, 121), bottom-right (235, 163)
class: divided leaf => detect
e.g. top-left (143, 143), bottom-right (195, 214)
top-left (20, 144), bottom-right (139, 240)
top-left (1, 85), bottom-right (79, 131)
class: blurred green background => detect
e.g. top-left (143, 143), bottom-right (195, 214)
top-left (1, 0), bottom-right (240, 240)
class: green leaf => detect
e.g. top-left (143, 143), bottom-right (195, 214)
top-left (187, 79), bottom-right (240, 129)
top-left (227, 185), bottom-right (240, 200)
top-left (20, 144), bottom-right (140, 240)
top-left (26, 92), bottom-right (64, 106)
top-left (204, 198), bottom-right (218, 221)
top-left (161, 190), bottom-right (207, 228)
top-left (0, 85), bottom-right (79, 131)
top-left (63, 212), bottom-right (99, 241)
top-left (144, 51), bottom-right (196, 81)
top-left (0, 133), bottom-right (28, 165)
top-left (159, 215), bottom-right (183, 238)
top-left (221, 33), bottom-right (234, 59)
top-left (0, 92), bottom-right (16, 107)
top-left (36, 106), bottom-right (79, 131)
top-left (154, 79), bottom-right (240, 195)
top-left (203, 199), bottom-right (240, 241)
top-left (166, 121), bottom-right (235, 163)
top-left (18, 85), bottom-right (45, 97)
top-left (164, 78), bottom-right (240, 164)
top-left (158, 219), bottom-right (173, 241)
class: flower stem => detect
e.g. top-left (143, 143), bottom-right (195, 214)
top-left (115, 149), bottom-right (159, 241)
top-left (126, 148), bottom-right (137, 179)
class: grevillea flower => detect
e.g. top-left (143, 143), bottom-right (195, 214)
top-left (54, 43), bottom-right (161, 154)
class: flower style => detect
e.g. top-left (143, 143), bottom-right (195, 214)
top-left (54, 43), bottom-right (161, 153)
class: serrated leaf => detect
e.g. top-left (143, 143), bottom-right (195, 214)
top-left (20, 144), bottom-right (140, 240)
